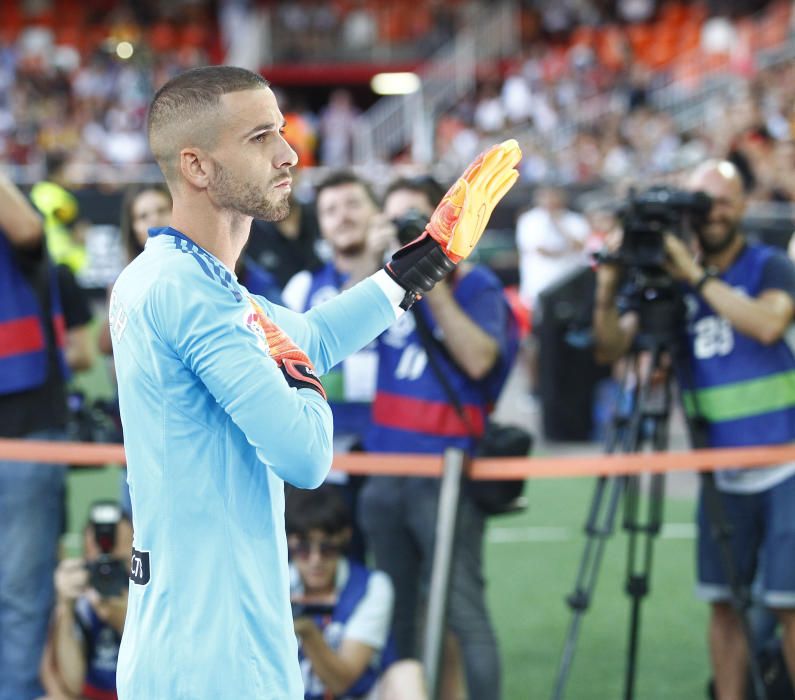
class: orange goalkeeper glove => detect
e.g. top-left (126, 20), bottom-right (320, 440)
top-left (248, 299), bottom-right (326, 400)
top-left (385, 139), bottom-right (521, 309)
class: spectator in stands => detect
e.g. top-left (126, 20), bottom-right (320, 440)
top-left (286, 483), bottom-right (427, 700)
top-left (118, 183), bottom-right (173, 264)
top-left (318, 90), bottom-right (359, 167)
top-left (515, 185), bottom-right (590, 395)
top-left (0, 172), bottom-right (75, 700)
top-left (359, 175), bottom-right (515, 700)
top-left (39, 502), bottom-right (133, 700)
top-left (516, 186), bottom-right (591, 314)
top-left (593, 159), bottom-right (795, 699)
top-left (98, 183), bottom-right (172, 358)
top-left (283, 170), bottom-right (395, 560)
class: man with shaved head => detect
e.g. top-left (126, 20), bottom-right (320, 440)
top-left (109, 66), bottom-right (520, 698)
top-left (594, 160), bottom-right (795, 698)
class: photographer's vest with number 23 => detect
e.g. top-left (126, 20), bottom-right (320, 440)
top-left (0, 232), bottom-right (67, 395)
top-left (681, 243), bottom-right (795, 452)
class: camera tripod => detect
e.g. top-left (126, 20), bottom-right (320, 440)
top-left (549, 338), bottom-right (769, 700)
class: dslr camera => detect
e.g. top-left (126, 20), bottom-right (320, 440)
top-left (392, 208), bottom-right (429, 246)
top-left (85, 501), bottom-right (128, 598)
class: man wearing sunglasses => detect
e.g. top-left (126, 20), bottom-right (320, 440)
top-left (286, 484), bottom-right (427, 700)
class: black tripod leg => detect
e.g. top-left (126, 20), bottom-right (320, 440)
top-left (621, 359), bottom-right (670, 700)
top-left (622, 469), bottom-right (665, 700)
top-left (551, 475), bottom-right (626, 700)
top-left (700, 471), bottom-right (768, 700)
top-left (551, 359), bottom-right (642, 700)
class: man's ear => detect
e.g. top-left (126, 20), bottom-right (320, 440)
top-left (179, 147), bottom-right (213, 190)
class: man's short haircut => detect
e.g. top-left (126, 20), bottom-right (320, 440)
top-left (285, 483), bottom-right (350, 537)
top-left (147, 65), bottom-right (270, 183)
top-left (314, 170), bottom-right (378, 207)
top-left (383, 175), bottom-right (445, 210)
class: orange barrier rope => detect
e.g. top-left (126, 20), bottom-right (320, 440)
top-left (3, 439), bottom-right (795, 480)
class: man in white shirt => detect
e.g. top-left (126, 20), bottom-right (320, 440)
top-left (516, 185), bottom-right (591, 313)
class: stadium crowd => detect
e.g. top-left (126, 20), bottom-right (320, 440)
top-left (2, 0), bottom-right (794, 190)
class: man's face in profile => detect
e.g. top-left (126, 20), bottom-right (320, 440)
top-left (206, 88), bottom-right (298, 222)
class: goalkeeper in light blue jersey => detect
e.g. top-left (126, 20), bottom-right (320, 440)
top-left (111, 66), bottom-right (520, 699)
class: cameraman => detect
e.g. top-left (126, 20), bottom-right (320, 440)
top-left (40, 503), bottom-right (132, 700)
top-left (287, 484), bottom-right (426, 700)
top-left (594, 159), bottom-right (795, 699)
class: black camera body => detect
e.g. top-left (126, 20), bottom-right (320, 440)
top-left (86, 501), bottom-right (128, 598)
top-left (392, 208), bottom-right (429, 246)
top-left (86, 555), bottom-right (128, 598)
top-left (291, 600), bottom-right (335, 619)
top-left (67, 392), bottom-right (122, 444)
top-left (617, 186), bottom-right (712, 271)
top-left (608, 186), bottom-right (713, 348)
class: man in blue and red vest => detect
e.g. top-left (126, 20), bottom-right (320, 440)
top-left (0, 171), bottom-right (75, 700)
top-left (594, 160), bottom-right (795, 699)
top-left (359, 176), bottom-right (518, 700)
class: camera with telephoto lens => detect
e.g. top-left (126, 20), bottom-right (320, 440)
top-left (85, 501), bottom-right (128, 598)
top-left (600, 186), bottom-right (713, 347)
top-left (392, 208), bottom-right (429, 246)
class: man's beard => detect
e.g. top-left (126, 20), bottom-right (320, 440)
top-left (696, 220), bottom-right (740, 256)
top-left (210, 161), bottom-right (290, 222)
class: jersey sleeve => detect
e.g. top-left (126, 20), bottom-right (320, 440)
top-left (253, 271), bottom-right (401, 377)
top-left (343, 571), bottom-right (394, 650)
top-left (154, 275), bottom-right (334, 489)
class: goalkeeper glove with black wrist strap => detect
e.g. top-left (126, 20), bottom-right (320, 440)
top-left (384, 139), bottom-right (522, 310)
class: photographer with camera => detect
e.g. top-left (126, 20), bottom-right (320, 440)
top-left (593, 160), bottom-right (795, 700)
top-left (39, 502), bottom-right (132, 700)
top-left (358, 175), bottom-right (518, 700)
top-left (287, 484), bottom-right (427, 700)
top-left (0, 171), bottom-right (96, 700)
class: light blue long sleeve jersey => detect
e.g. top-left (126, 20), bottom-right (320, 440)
top-left (109, 227), bottom-right (402, 699)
